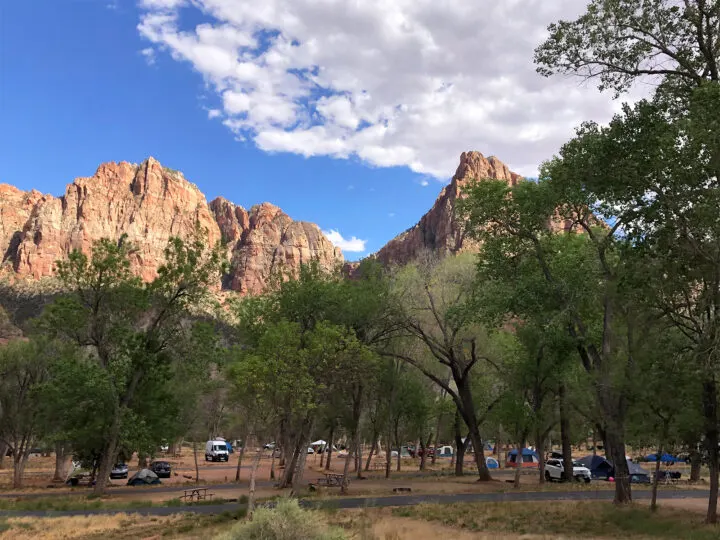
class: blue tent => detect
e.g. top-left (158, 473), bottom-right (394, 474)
top-left (578, 455), bottom-right (651, 483)
top-left (645, 453), bottom-right (682, 463)
top-left (485, 457), bottom-right (500, 469)
top-left (506, 448), bottom-right (540, 467)
top-left (577, 455), bottom-right (614, 480)
top-left (507, 448), bottom-right (539, 458)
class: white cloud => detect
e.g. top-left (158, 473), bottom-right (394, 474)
top-left (207, 108), bottom-right (222, 119)
top-left (322, 229), bottom-right (367, 252)
top-left (136, 0), bottom-right (648, 179)
top-left (140, 47), bottom-right (156, 65)
top-left (419, 179), bottom-right (429, 187)
top-left (388, 212), bottom-right (396, 218)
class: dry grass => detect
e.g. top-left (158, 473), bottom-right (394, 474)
top-left (389, 501), bottom-right (720, 539)
top-left (0, 510), bottom-right (246, 539)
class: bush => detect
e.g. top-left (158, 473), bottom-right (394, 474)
top-left (215, 498), bottom-right (346, 540)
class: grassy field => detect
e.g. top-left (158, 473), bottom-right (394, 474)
top-left (388, 501), bottom-right (720, 539)
top-left (0, 511), bottom-right (246, 540)
top-left (0, 494), bottom-right (243, 512)
top-left (2, 498), bottom-right (720, 539)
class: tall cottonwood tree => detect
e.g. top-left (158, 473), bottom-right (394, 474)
top-left (534, 0), bottom-right (720, 98)
top-left (41, 232), bottom-right (225, 493)
top-left (384, 253), bottom-right (501, 481)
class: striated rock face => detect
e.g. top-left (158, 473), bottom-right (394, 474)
top-left (209, 198), bottom-right (342, 295)
top-left (0, 158), bottom-right (343, 294)
top-left (376, 151), bottom-right (523, 266)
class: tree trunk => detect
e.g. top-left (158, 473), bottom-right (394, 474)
top-left (419, 437), bottom-right (427, 471)
top-left (454, 411), bottom-right (465, 476)
top-left (93, 407), bottom-right (122, 494)
top-left (396, 444), bottom-right (401, 472)
top-left (604, 426), bottom-right (632, 504)
top-left (364, 432), bottom-right (378, 471)
top-left (513, 441), bottom-right (523, 489)
top-left (431, 403), bottom-right (444, 466)
top-left (291, 441), bottom-right (309, 495)
top-left (0, 441), bottom-right (7, 470)
top-left (559, 383), bottom-right (574, 481)
top-left (193, 440), bottom-right (200, 484)
top-left (12, 451), bottom-right (29, 489)
top-left (341, 439), bottom-right (353, 494)
top-left (651, 441), bottom-right (663, 512)
top-left (234, 437), bottom-right (247, 482)
top-left (248, 449), bottom-right (263, 517)
top-left (690, 449), bottom-right (701, 482)
top-left (704, 379), bottom-right (719, 523)
top-left (280, 438), bottom-right (301, 488)
top-left (536, 430), bottom-right (546, 485)
top-left (457, 381), bottom-right (492, 481)
top-left (385, 433), bottom-right (392, 479)
top-left (325, 424), bottom-right (335, 471)
top-left (355, 428), bottom-right (363, 480)
top-left (53, 441), bottom-right (72, 482)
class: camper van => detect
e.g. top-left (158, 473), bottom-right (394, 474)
top-left (205, 439), bottom-right (230, 462)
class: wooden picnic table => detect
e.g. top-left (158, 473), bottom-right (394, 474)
top-left (309, 472), bottom-right (348, 489)
top-left (182, 487), bottom-right (214, 502)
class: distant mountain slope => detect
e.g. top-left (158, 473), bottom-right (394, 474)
top-left (0, 157), bottom-right (342, 295)
top-left (376, 151), bottom-right (522, 266)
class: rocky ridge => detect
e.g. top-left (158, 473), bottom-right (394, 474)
top-left (0, 158), bottom-right (342, 295)
top-left (375, 151), bottom-right (523, 266)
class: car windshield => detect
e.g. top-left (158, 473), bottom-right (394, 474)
top-left (154, 462), bottom-right (169, 466)
top-left (213, 445), bottom-right (226, 451)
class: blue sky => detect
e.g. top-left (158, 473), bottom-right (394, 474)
top-left (0, 0), bottom-right (621, 260)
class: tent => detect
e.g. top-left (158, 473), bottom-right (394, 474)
top-left (577, 455), bottom-right (614, 480)
top-left (577, 456), bottom-right (651, 483)
top-left (486, 457), bottom-right (500, 469)
top-left (645, 453), bottom-right (682, 464)
top-left (127, 468), bottom-right (161, 486)
top-left (506, 448), bottom-right (540, 468)
top-left (627, 460), bottom-right (651, 484)
top-left (310, 440), bottom-right (327, 446)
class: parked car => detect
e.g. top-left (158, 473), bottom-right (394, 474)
top-left (417, 447), bottom-right (435, 458)
top-left (110, 463), bottom-right (129, 479)
top-left (205, 440), bottom-right (230, 462)
top-left (544, 459), bottom-right (592, 483)
top-left (263, 442), bottom-right (276, 450)
top-left (307, 447), bottom-right (315, 454)
top-left (150, 461), bottom-right (172, 478)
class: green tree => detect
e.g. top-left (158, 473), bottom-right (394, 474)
top-left (534, 0), bottom-right (720, 99)
top-left (40, 232), bottom-right (225, 493)
top-left (0, 339), bottom-right (56, 487)
top-left (383, 253), bottom-right (501, 481)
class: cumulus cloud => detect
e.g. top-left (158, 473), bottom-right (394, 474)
top-left (322, 229), bottom-right (367, 252)
top-left (136, 0), bottom-right (643, 178)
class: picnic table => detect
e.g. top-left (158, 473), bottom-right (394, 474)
top-left (309, 472), bottom-right (348, 489)
top-left (182, 487), bottom-right (214, 502)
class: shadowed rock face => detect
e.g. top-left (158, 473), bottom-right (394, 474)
top-left (0, 157), bottom-right (342, 295)
top-left (375, 151), bottom-right (522, 266)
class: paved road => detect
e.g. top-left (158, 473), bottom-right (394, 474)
top-left (0, 489), bottom-right (710, 518)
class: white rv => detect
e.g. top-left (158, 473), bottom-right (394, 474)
top-left (205, 439), bottom-right (230, 462)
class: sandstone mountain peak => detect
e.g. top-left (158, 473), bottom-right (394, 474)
top-left (0, 158), bottom-right (342, 295)
top-left (375, 151), bottom-right (521, 266)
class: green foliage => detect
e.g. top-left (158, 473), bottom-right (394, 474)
top-left (534, 0), bottom-right (720, 98)
top-left (36, 229), bottom-right (226, 488)
top-left (215, 498), bottom-right (346, 540)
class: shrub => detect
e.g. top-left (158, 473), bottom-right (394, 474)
top-left (215, 498), bottom-right (346, 540)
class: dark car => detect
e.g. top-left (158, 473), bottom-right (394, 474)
top-left (110, 463), bottom-right (129, 479)
top-left (150, 460), bottom-right (172, 478)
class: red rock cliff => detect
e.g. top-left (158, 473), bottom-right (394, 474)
top-left (376, 151), bottom-right (522, 266)
top-left (0, 158), bottom-right (343, 294)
